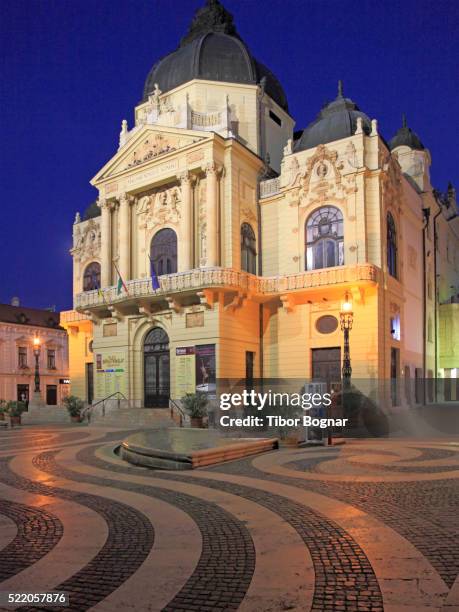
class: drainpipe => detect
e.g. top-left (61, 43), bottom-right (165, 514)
top-left (257, 179), bottom-right (264, 385)
top-left (422, 208), bottom-right (430, 405)
top-left (432, 201), bottom-right (442, 401)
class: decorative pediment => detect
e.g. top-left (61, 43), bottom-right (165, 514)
top-left (92, 125), bottom-right (210, 183)
top-left (294, 144), bottom-right (357, 208)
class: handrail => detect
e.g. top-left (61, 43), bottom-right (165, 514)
top-left (83, 392), bottom-right (127, 423)
top-left (169, 398), bottom-right (188, 427)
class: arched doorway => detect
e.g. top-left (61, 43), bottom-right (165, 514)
top-left (144, 328), bottom-right (170, 407)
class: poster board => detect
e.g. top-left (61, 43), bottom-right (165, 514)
top-left (94, 351), bottom-right (128, 399)
top-left (175, 347), bottom-right (196, 396)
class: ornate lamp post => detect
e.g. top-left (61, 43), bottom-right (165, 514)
top-left (33, 336), bottom-right (41, 393)
top-left (340, 293), bottom-right (354, 390)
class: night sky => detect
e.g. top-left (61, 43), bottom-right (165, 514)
top-left (1, 0), bottom-right (458, 311)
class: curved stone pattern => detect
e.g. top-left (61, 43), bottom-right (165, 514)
top-left (0, 499), bottom-right (64, 582)
top-left (48, 446), bottom-right (256, 612)
top-left (214, 451), bottom-right (459, 589)
top-left (0, 455), bottom-right (154, 612)
top-left (79, 446), bottom-right (383, 612)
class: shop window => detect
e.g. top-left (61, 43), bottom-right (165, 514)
top-left (306, 206), bottom-right (343, 271)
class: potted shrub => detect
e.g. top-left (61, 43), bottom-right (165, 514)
top-left (182, 392), bottom-right (208, 428)
top-left (63, 395), bottom-right (84, 423)
top-left (7, 401), bottom-right (26, 426)
top-left (0, 400), bottom-right (7, 421)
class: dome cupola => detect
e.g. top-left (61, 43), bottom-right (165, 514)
top-left (142, 0), bottom-right (288, 111)
top-left (294, 82), bottom-right (371, 152)
top-left (389, 115), bottom-right (425, 151)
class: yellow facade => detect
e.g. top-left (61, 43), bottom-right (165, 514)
top-left (66, 1), bottom-right (459, 409)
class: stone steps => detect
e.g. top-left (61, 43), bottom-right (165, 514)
top-left (88, 407), bottom-right (174, 428)
top-left (22, 406), bottom-right (71, 425)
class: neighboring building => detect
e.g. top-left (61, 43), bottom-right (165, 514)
top-left (66, 0), bottom-right (459, 408)
top-left (0, 301), bottom-right (69, 405)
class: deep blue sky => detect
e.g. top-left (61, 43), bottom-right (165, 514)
top-left (1, 0), bottom-right (458, 311)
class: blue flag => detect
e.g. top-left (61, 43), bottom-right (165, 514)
top-left (149, 255), bottom-right (160, 290)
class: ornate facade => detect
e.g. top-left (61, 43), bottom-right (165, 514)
top-left (63, 0), bottom-right (459, 408)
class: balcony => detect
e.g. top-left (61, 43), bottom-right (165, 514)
top-left (75, 264), bottom-right (379, 314)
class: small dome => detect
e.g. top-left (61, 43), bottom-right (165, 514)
top-left (83, 200), bottom-right (100, 220)
top-left (142, 0), bottom-right (288, 111)
top-left (389, 115), bottom-right (425, 151)
top-left (294, 82), bottom-right (371, 152)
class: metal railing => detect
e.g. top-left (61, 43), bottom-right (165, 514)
top-left (82, 392), bottom-right (127, 423)
top-left (169, 398), bottom-right (189, 427)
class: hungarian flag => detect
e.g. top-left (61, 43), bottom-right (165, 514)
top-left (114, 263), bottom-right (129, 295)
top-left (148, 254), bottom-right (160, 290)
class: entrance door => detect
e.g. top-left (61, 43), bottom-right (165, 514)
top-left (46, 385), bottom-right (57, 405)
top-left (311, 348), bottom-right (341, 389)
top-left (144, 328), bottom-right (170, 407)
top-left (86, 363), bottom-right (94, 404)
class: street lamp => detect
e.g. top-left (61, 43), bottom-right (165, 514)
top-left (33, 336), bottom-right (41, 393)
top-left (340, 293), bottom-right (354, 390)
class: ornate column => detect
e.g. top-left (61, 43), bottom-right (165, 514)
top-left (118, 192), bottom-right (131, 281)
top-left (204, 162), bottom-right (219, 267)
top-left (178, 172), bottom-right (193, 272)
top-left (99, 198), bottom-right (111, 287)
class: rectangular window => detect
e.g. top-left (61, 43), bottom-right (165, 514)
top-left (47, 349), bottom-right (56, 369)
top-left (46, 385), bottom-right (57, 406)
top-left (269, 110), bottom-right (282, 126)
top-left (18, 346), bottom-right (27, 368)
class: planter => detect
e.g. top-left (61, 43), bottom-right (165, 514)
top-left (70, 415), bottom-right (81, 423)
top-left (0, 413), bottom-right (4, 421)
top-left (190, 417), bottom-right (204, 428)
top-left (9, 416), bottom-right (21, 426)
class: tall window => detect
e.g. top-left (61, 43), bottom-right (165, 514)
top-left (241, 223), bottom-right (257, 274)
top-left (83, 262), bottom-right (101, 291)
top-left (305, 206), bottom-right (344, 270)
top-left (387, 212), bottom-right (397, 277)
top-left (150, 228), bottom-right (177, 276)
top-left (18, 346), bottom-right (27, 368)
top-left (47, 349), bottom-right (56, 369)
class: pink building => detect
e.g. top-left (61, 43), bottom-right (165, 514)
top-left (0, 301), bottom-right (69, 405)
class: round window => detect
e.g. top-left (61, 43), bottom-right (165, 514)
top-left (316, 315), bottom-right (338, 334)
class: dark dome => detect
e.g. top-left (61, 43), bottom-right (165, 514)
top-left (294, 82), bottom-right (371, 152)
top-left (389, 115), bottom-right (425, 151)
top-left (142, 0), bottom-right (288, 111)
top-left (83, 200), bottom-right (100, 221)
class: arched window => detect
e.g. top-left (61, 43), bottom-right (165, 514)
top-left (83, 262), bottom-right (101, 292)
top-left (387, 212), bottom-right (397, 277)
top-left (241, 223), bottom-right (257, 274)
top-left (150, 229), bottom-right (177, 276)
top-left (305, 206), bottom-right (344, 270)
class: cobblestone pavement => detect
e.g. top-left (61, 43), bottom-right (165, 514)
top-left (0, 426), bottom-right (457, 611)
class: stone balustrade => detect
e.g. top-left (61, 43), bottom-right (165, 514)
top-left (259, 177), bottom-right (281, 198)
top-left (74, 264), bottom-right (379, 311)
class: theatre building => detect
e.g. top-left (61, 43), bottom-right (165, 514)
top-left (63, 0), bottom-right (459, 409)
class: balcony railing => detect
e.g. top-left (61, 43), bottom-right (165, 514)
top-left (74, 264), bottom-right (378, 310)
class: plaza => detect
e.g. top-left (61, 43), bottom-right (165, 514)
top-left (0, 425), bottom-right (458, 611)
